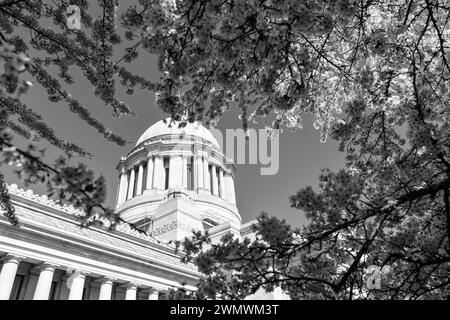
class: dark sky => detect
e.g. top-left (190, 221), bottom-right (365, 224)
top-left (3, 6), bottom-right (346, 228)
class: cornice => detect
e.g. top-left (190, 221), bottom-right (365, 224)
top-left (5, 184), bottom-right (176, 250)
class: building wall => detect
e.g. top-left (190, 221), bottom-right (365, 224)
top-left (0, 185), bottom-right (200, 300)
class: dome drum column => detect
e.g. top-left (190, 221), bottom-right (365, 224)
top-left (192, 156), bottom-right (202, 192)
top-left (146, 156), bottom-right (154, 190)
top-left (115, 173), bottom-right (120, 206)
top-left (223, 173), bottom-right (229, 201)
top-left (224, 172), bottom-right (236, 204)
top-left (191, 156), bottom-right (198, 191)
top-left (211, 164), bottom-right (219, 196)
top-left (169, 155), bottom-right (183, 188)
top-left (218, 168), bottom-right (225, 199)
top-left (229, 175), bottom-right (236, 204)
top-left (136, 162), bottom-right (144, 196)
top-left (203, 158), bottom-right (210, 192)
top-left (182, 155), bottom-right (188, 189)
top-left (153, 155), bottom-right (165, 190)
top-left (197, 156), bottom-right (204, 191)
top-left (126, 168), bottom-right (136, 200)
top-left (116, 168), bottom-right (128, 206)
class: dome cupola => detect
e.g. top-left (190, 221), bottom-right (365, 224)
top-left (114, 118), bottom-right (240, 242)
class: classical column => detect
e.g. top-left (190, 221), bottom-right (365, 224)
top-left (127, 168), bottom-right (136, 200)
top-left (98, 277), bottom-right (115, 300)
top-left (148, 290), bottom-right (159, 300)
top-left (211, 164), bottom-right (219, 196)
top-left (192, 156), bottom-right (198, 191)
top-left (218, 168), bottom-right (225, 199)
top-left (169, 155), bottom-right (183, 188)
top-left (125, 283), bottom-right (137, 300)
top-left (182, 156), bottom-right (188, 189)
top-left (115, 173), bottom-right (121, 206)
top-left (33, 263), bottom-right (58, 300)
top-left (68, 271), bottom-right (87, 300)
top-left (146, 157), bottom-right (154, 190)
top-left (136, 162), bottom-right (144, 196)
top-left (153, 156), bottom-right (164, 190)
top-left (203, 159), bottom-right (210, 192)
top-left (117, 169), bottom-right (128, 206)
top-left (224, 173), bottom-right (231, 202)
top-left (197, 157), bottom-right (204, 190)
top-left (229, 175), bottom-right (236, 204)
top-left (0, 254), bottom-right (23, 300)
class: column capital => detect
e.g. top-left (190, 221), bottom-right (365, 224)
top-left (97, 276), bottom-right (117, 284)
top-left (147, 288), bottom-right (160, 300)
top-left (67, 269), bottom-right (87, 300)
top-left (147, 286), bottom-right (161, 293)
top-left (35, 262), bottom-right (60, 271)
top-left (0, 254), bottom-right (23, 300)
top-left (124, 282), bottom-right (138, 300)
top-left (124, 282), bottom-right (139, 289)
top-left (1, 253), bottom-right (25, 263)
top-left (98, 277), bottom-right (114, 300)
top-left (65, 269), bottom-right (89, 278)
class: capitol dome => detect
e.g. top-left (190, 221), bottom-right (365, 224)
top-left (114, 118), bottom-right (241, 242)
top-left (135, 118), bottom-right (220, 148)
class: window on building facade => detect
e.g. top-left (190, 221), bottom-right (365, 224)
top-left (202, 218), bottom-right (219, 231)
top-left (135, 217), bottom-right (152, 232)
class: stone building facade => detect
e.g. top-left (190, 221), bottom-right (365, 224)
top-left (0, 119), bottom-right (258, 300)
